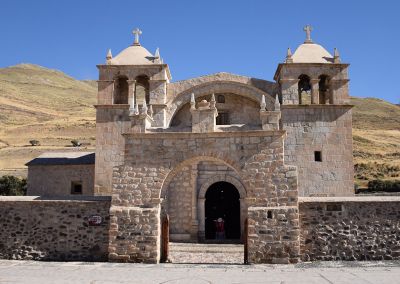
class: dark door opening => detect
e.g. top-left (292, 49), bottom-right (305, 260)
top-left (205, 181), bottom-right (241, 241)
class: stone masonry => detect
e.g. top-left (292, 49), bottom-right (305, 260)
top-left (299, 197), bottom-right (400, 261)
top-left (0, 196), bottom-right (111, 261)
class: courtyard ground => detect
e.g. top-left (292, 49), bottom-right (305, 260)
top-left (0, 260), bottom-right (399, 283)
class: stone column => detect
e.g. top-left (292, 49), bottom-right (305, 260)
top-left (197, 198), bottom-right (206, 241)
top-left (190, 164), bottom-right (199, 240)
top-left (310, 78), bottom-right (320, 105)
top-left (239, 198), bottom-right (246, 241)
top-left (127, 80), bottom-right (136, 109)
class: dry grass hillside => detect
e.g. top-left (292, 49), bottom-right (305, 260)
top-left (0, 64), bottom-right (96, 177)
top-left (351, 97), bottom-right (400, 187)
top-left (0, 64), bottom-right (399, 186)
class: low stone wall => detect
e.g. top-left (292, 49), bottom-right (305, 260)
top-left (0, 196), bottom-right (111, 261)
top-left (248, 206), bottom-right (300, 264)
top-left (299, 197), bottom-right (400, 261)
top-left (108, 206), bottom-right (160, 263)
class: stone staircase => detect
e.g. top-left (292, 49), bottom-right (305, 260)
top-left (168, 242), bottom-right (244, 264)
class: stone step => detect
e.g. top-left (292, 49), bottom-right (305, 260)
top-left (169, 242), bottom-right (244, 253)
top-left (169, 242), bottom-right (245, 264)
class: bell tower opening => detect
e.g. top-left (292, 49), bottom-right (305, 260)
top-left (113, 76), bottom-right (129, 104)
top-left (205, 181), bottom-right (241, 241)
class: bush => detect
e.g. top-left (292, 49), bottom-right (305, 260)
top-left (0, 175), bottom-right (27, 196)
top-left (29, 140), bottom-right (40, 146)
top-left (71, 140), bottom-right (81, 147)
top-left (367, 179), bottom-right (400, 192)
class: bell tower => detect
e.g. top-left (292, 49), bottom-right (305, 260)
top-left (94, 28), bottom-right (172, 195)
top-left (274, 26), bottom-right (354, 197)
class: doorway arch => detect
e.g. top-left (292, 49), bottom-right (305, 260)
top-left (204, 181), bottom-right (241, 241)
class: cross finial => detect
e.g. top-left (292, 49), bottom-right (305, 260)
top-left (132, 28), bottom-right (142, 46)
top-left (303, 25), bottom-right (313, 43)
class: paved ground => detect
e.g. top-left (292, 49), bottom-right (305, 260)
top-left (0, 260), bottom-right (400, 283)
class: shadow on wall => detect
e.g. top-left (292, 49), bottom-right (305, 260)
top-left (281, 106), bottom-right (352, 123)
top-left (249, 78), bottom-right (278, 95)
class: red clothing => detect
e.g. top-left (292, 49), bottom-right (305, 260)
top-left (215, 221), bottom-right (225, 232)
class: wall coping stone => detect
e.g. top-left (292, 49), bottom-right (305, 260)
top-left (0, 196), bottom-right (111, 202)
top-left (299, 196), bottom-right (400, 203)
top-left (94, 105), bottom-right (130, 109)
top-left (282, 105), bottom-right (354, 109)
top-left (248, 206), bottom-right (299, 210)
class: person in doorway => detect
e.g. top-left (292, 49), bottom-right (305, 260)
top-left (214, 217), bottom-right (225, 240)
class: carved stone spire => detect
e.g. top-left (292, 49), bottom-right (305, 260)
top-left (106, 49), bottom-right (112, 64)
top-left (210, 93), bottom-right (216, 109)
top-left (135, 100), bottom-right (139, 115)
top-left (285, 48), bottom-right (293, 63)
top-left (260, 94), bottom-right (266, 111)
top-left (190, 93), bottom-right (196, 109)
top-left (141, 98), bottom-right (148, 114)
top-left (154, 48), bottom-right (161, 64)
top-left (274, 95), bottom-right (281, 111)
top-left (334, 48), bottom-right (341, 63)
top-left (303, 25), bottom-right (313, 43)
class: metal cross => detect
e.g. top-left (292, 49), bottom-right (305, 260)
top-left (303, 25), bottom-right (313, 43)
top-left (132, 28), bottom-right (142, 45)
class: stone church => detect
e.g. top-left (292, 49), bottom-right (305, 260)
top-left (14, 26), bottom-right (398, 264)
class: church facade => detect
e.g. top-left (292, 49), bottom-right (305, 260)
top-left (93, 26), bottom-right (352, 263)
top-left (13, 26), bottom-right (399, 264)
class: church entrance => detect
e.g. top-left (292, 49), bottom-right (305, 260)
top-left (204, 181), bottom-right (241, 241)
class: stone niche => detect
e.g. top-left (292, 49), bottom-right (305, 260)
top-left (190, 98), bottom-right (218, 133)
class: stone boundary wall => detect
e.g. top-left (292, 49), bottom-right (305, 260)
top-left (248, 206), bottom-right (300, 264)
top-left (0, 196), bottom-right (111, 261)
top-left (299, 197), bottom-right (400, 261)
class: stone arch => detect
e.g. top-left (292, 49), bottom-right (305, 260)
top-left (135, 74), bottom-right (150, 105)
top-left (159, 155), bottom-right (242, 200)
top-left (318, 74), bottom-right (331, 105)
top-left (113, 75), bottom-right (129, 104)
top-left (198, 174), bottom-right (246, 199)
top-left (298, 74), bottom-right (311, 105)
top-left (167, 81), bottom-right (276, 126)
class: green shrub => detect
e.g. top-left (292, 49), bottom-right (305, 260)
top-left (71, 140), bottom-right (81, 147)
top-left (0, 175), bottom-right (27, 196)
top-left (29, 140), bottom-right (40, 146)
top-left (367, 179), bottom-right (400, 192)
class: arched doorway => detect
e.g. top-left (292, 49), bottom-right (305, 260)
top-left (205, 181), bottom-right (241, 241)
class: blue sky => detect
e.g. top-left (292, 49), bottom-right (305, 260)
top-left (0, 0), bottom-right (399, 104)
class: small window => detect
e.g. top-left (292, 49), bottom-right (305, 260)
top-left (326, 204), bottom-right (342, 212)
top-left (267, 210), bottom-right (272, 219)
top-left (217, 95), bottom-right (225, 103)
top-left (216, 112), bottom-right (229, 125)
top-left (71, 181), bottom-right (82, 195)
top-left (314, 151), bottom-right (322, 162)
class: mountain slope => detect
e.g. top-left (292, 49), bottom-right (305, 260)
top-left (0, 64), bottom-right (96, 127)
top-left (0, 64), bottom-right (97, 176)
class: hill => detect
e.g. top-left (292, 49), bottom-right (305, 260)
top-left (351, 97), bottom-right (400, 187)
top-left (0, 64), bottom-right (399, 186)
top-left (0, 64), bottom-right (96, 176)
